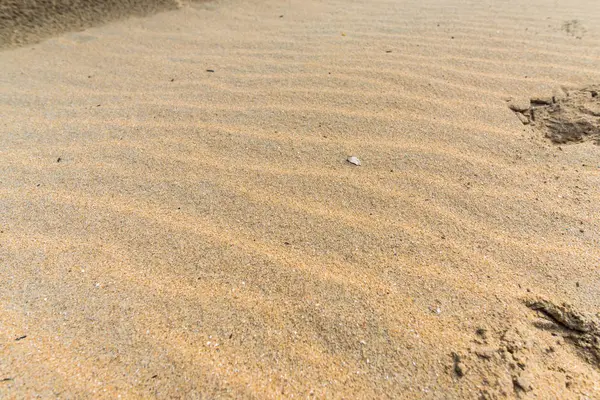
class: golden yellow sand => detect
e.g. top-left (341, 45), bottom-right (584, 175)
top-left (1, 0), bottom-right (600, 398)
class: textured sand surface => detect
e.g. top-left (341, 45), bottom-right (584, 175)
top-left (0, 0), bottom-right (183, 49)
top-left (1, 0), bottom-right (600, 398)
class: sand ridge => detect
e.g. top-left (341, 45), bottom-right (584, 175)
top-left (1, 0), bottom-right (600, 398)
top-left (0, 0), bottom-right (186, 49)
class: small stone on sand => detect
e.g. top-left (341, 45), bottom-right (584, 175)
top-left (515, 374), bottom-right (533, 392)
top-left (530, 96), bottom-right (552, 105)
top-left (347, 156), bottom-right (361, 166)
top-left (516, 112), bottom-right (530, 125)
top-left (455, 362), bottom-right (466, 377)
top-left (508, 98), bottom-right (530, 112)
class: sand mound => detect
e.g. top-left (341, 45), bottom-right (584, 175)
top-left (509, 86), bottom-right (600, 145)
top-left (0, 0), bottom-right (184, 49)
top-left (447, 299), bottom-right (600, 398)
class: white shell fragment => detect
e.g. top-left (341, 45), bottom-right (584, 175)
top-left (347, 156), bottom-right (361, 166)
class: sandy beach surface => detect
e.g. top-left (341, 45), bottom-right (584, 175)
top-left (1, 0), bottom-right (600, 398)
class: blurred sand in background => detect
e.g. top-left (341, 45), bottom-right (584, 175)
top-left (0, 0), bottom-right (184, 48)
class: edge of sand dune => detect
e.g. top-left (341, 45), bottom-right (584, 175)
top-left (0, 0), bottom-right (195, 49)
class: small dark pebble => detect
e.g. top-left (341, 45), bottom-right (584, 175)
top-left (57, 157), bottom-right (62, 163)
top-left (15, 335), bottom-right (27, 341)
top-left (206, 69), bottom-right (215, 73)
top-left (87, 75), bottom-right (92, 78)
top-left (284, 241), bottom-right (291, 245)
top-left (451, 36), bottom-right (455, 39)
top-left (229, 333), bottom-right (233, 339)
top-left (151, 375), bottom-right (158, 379)
top-left (170, 78), bottom-right (175, 82)
top-left (386, 50), bottom-right (392, 53)
top-left (514, 375), bottom-right (533, 392)
top-left (279, 15), bottom-right (284, 18)
top-left (530, 96), bottom-right (552, 106)
top-left (476, 327), bottom-right (488, 339)
top-left (96, 104), bottom-right (101, 107)
top-left (1, 378), bottom-right (13, 382)
top-left (452, 353), bottom-right (465, 377)
top-left (576, 282), bottom-right (580, 287)
top-left (592, 91), bottom-right (598, 98)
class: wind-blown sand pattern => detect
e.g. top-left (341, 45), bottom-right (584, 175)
top-left (1, 0), bottom-right (600, 398)
top-left (0, 0), bottom-right (183, 49)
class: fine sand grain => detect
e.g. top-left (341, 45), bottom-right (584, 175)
top-left (1, 0), bottom-right (600, 398)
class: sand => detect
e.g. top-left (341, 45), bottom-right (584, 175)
top-left (1, 0), bottom-right (600, 398)
top-left (0, 0), bottom-right (183, 49)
